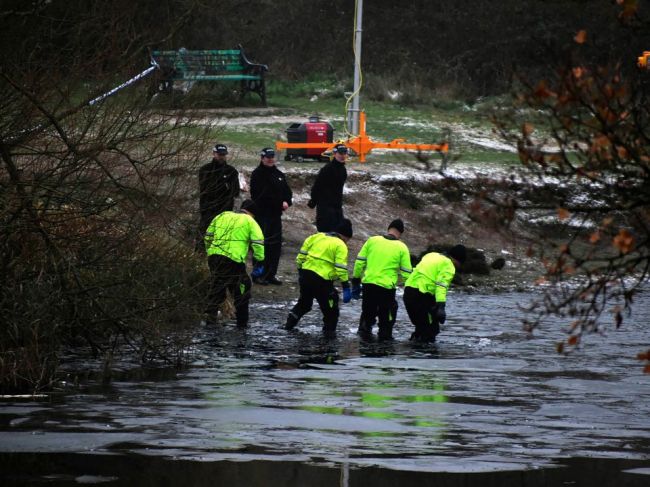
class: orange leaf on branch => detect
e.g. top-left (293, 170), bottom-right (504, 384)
top-left (533, 81), bottom-right (556, 99)
top-left (574, 30), bottom-right (587, 44)
top-left (613, 229), bottom-right (635, 254)
top-left (572, 66), bottom-right (585, 79)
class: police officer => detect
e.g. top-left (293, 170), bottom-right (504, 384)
top-left (403, 244), bottom-right (467, 342)
top-left (352, 219), bottom-right (412, 341)
top-left (284, 218), bottom-right (353, 337)
top-left (249, 147), bottom-right (293, 285)
top-left (308, 144), bottom-right (348, 232)
top-left (199, 143), bottom-right (240, 239)
top-left (204, 199), bottom-right (265, 327)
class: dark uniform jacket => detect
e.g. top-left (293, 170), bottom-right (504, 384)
top-left (250, 163), bottom-right (293, 217)
top-left (310, 159), bottom-right (347, 209)
top-left (199, 159), bottom-right (240, 223)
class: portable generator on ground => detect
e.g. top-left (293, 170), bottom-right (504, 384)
top-left (283, 116), bottom-right (334, 162)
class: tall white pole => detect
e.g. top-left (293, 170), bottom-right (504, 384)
top-left (350, 0), bottom-right (363, 136)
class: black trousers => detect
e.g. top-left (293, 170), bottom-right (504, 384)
top-left (403, 286), bottom-right (440, 342)
top-left (315, 205), bottom-right (343, 233)
top-left (359, 283), bottom-right (398, 339)
top-left (207, 254), bottom-right (252, 326)
top-left (289, 269), bottom-right (339, 332)
top-left (255, 214), bottom-right (282, 279)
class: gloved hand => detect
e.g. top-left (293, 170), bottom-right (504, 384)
top-left (252, 264), bottom-right (265, 278)
top-left (351, 278), bottom-right (362, 300)
top-left (436, 302), bottom-right (446, 324)
top-left (342, 287), bottom-right (352, 303)
top-left (307, 199), bottom-right (316, 209)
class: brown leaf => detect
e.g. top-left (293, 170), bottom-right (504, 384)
top-left (574, 30), bottom-right (587, 44)
top-left (556, 342), bottom-right (565, 354)
top-left (618, 0), bottom-right (638, 19)
top-left (589, 231), bottom-right (601, 244)
top-left (534, 81), bottom-right (555, 99)
top-left (613, 229), bottom-right (635, 254)
top-left (567, 335), bottom-right (579, 346)
top-left (522, 122), bottom-right (534, 136)
top-left (557, 208), bottom-right (570, 220)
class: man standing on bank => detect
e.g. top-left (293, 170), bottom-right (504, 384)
top-left (198, 143), bottom-right (240, 239)
top-left (284, 218), bottom-right (354, 338)
top-left (204, 199), bottom-right (265, 327)
top-left (308, 144), bottom-right (348, 232)
top-left (352, 219), bottom-right (412, 341)
top-left (403, 245), bottom-right (467, 343)
top-left (249, 147), bottom-right (293, 285)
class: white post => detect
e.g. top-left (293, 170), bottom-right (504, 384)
top-left (349, 0), bottom-right (363, 136)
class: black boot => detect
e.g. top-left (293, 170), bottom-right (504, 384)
top-left (322, 325), bottom-right (337, 339)
top-left (284, 312), bottom-right (299, 330)
top-left (377, 325), bottom-right (393, 341)
top-left (357, 321), bottom-right (373, 341)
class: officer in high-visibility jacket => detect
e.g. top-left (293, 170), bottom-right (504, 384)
top-left (284, 218), bottom-right (353, 337)
top-left (352, 218), bottom-right (412, 341)
top-left (204, 199), bottom-right (265, 327)
top-left (403, 245), bottom-right (467, 342)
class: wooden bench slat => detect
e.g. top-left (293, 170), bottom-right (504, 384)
top-left (150, 46), bottom-right (268, 104)
top-left (181, 74), bottom-right (263, 81)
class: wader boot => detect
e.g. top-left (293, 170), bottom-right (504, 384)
top-left (377, 324), bottom-right (394, 341)
top-left (284, 312), bottom-right (299, 331)
top-left (357, 320), bottom-right (373, 341)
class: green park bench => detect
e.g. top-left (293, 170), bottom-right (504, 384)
top-left (151, 45), bottom-right (268, 104)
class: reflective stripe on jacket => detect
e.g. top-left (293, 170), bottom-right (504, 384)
top-left (404, 252), bottom-right (455, 302)
top-left (205, 211), bottom-right (265, 263)
top-left (353, 235), bottom-right (412, 289)
top-left (296, 232), bottom-right (349, 282)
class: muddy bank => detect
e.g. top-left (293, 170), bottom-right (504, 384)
top-left (236, 160), bottom-right (559, 305)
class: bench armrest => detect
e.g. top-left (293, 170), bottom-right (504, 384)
top-left (238, 44), bottom-right (269, 74)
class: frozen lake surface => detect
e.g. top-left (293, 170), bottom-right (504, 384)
top-left (1, 289), bottom-right (649, 486)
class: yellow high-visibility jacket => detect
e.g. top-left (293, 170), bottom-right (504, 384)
top-left (353, 235), bottom-right (412, 289)
top-left (404, 252), bottom-right (455, 302)
top-left (297, 232), bottom-right (349, 282)
top-left (205, 211), bottom-right (264, 263)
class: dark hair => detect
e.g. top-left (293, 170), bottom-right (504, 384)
top-left (388, 218), bottom-right (404, 234)
top-left (240, 199), bottom-right (258, 215)
top-left (447, 244), bottom-right (467, 264)
top-left (335, 218), bottom-right (353, 238)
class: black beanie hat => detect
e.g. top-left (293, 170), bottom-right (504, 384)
top-left (447, 244), bottom-right (467, 264)
top-left (335, 218), bottom-right (353, 238)
top-left (240, 199), bottom-right (258, 215)
top-left (388, 218), bottom-right (404, 234)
